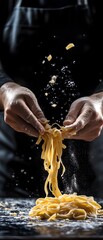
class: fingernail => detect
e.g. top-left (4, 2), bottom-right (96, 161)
top-left (66, 116), bottom-right (74, 121)
top-left (64, 118), bottom-right (75, 125)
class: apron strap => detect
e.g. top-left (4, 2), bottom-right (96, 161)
top-left (15, 0), bottom-right (22, 8)
top-left (77, 0), bottom-right (88, 6)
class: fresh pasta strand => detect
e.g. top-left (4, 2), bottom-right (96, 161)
top-left (36, 124), bottom-right (67, 197)
top-left (29, 125), bottom-right (103, 221)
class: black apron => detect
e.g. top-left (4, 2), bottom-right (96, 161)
top-left (0, 0), bottom-right (97, 197)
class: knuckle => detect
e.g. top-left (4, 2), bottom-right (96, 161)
top-left (25, 113), bottom-right (32, 122)
top-left (10, 99), bottom-right (23, 110)
top-left (5, 107), bottom-right (12, 115)
top-left (34, 108), bottom-right (43, 119)
top-left (77, 120), bottom-right (85, 129)
top-left (9, 100), bottom-right (15, 108)
top-left (98, 117), bottom-right (103, 125)
top-left (4, 107), bottom-right (12, 122)
top-left (9, 101), bottom-right (17, 111)
top-left (4, 114), bottom-right (9, 123)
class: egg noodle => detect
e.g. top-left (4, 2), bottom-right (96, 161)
top-left (29, 125), bottom-right (103, 221)
top-left (36, 124), bottom-right (68, 197)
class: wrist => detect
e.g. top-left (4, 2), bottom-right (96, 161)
top-left (1, 82), bottom-right (19, 91)
top-left (0, 82), bottom-right (20, 110)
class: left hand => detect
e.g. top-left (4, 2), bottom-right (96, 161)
top-left (63, 93), bottom-right (103, 141)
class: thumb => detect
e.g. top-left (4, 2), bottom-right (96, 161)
top-left (63, 99), bottom-right (85, 126)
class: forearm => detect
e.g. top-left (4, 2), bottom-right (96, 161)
top-left (0, 90), bottom-right (3, 109)
top-left (0, 67), bottom-right (13, 87)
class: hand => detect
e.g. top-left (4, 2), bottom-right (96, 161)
top-left (63, 93), bottom-right (103, 141)
top-left (0, 82), bottom-right (47, 137)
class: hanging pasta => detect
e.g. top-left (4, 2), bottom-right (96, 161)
top-left (36, 124), bottom-right (67, 197)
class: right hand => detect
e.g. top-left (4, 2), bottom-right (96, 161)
top-left (63, 94), bottom-right (103, 141)
top-left (0, 82), bottom-right (47, 137)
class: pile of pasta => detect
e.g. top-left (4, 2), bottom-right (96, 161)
top-left (29, 193), bottom-right (103, 221)
top-left (29, 125), bottom-right (103, 221)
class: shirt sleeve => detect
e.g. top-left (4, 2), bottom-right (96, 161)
top-left (0, 66), bottom-right (14, 88)
top-left (0, 0), bottom-right (14, 88)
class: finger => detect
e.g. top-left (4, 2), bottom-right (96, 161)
top-left (25, 93), bottom-right (47, 123)
top-left (74, 119), bottom-right (103, 136)
top-left (6, 114), bottom-right (39, 137)
top-left (64, 104), bottom-right (93, 133)
top-left (63, 99), bottom-right (85, 126)
top-left (10, 100), bottom-right (45, 135)
top-left (64, 125), bottom-right (103, 141)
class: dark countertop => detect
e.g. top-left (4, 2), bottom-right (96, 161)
top-left (0, 198), bottom-right (103, 240)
